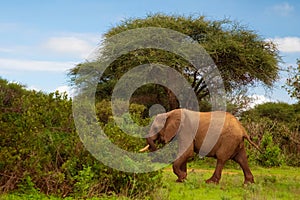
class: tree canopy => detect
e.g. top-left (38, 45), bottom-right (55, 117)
top-left (69, 14), bottom-right (280, 111)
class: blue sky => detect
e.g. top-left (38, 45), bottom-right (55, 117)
top-left (1, 0), bottom-right (300, 104)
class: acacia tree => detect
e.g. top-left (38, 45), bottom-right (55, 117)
top-left (286, 59), bottom-right (300, 101)
top-left (69, 14), bottom-right (280, 111)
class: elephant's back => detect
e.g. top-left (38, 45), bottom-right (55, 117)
top-left (194, 111), bottom-right (239, 156)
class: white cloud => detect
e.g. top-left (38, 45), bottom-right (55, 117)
top-left (267, 37), bottom-right (300, 53)
top-left (0, 58), bottom-right (76, 72)
top-left (43, 34), bottom-right (100, 59)
top-left (26, 85), bottom-right (42, 91)
top-left (56, 85), bottom-right (75, 98)
top-left (248, 94), bottom-right (273, 108)
top-left (0, 47), bottom-right (13, 53)
top-left (270, 2), bottom-right (294, 16)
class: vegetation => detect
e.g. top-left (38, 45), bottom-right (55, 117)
top-left (285, 59), bottom-right (300, 101)
top-left (241, 102), bottom-right (300, 167)
top-left (69, 14), bottom-right (280, 111)
top-left (1, 14), bottom-right (299, 200)
top-left (1, 78), bottom-right (299, 199)
top-left (0, 78), bottom-right (161, 198)
top-left (2, 165), bottom-right (300, 200)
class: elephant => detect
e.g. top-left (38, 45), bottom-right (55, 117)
top-left (139, 109), bottom-right (261, 184)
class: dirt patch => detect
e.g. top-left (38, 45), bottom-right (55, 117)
top-left (164, 168), bottom-right (239, 175)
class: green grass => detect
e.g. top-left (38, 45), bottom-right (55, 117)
top-left (156, 165), bottom-right (300, 200)
top-left (1, 165), bottom-right (300, 200)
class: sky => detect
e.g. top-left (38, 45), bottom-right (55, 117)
top-left (0, 0), bottom-right (300, 105)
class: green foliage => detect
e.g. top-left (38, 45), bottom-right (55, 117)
top-left (241, 102), bottom-right (300, 166)
top-left (0, 78), bottom-right (162, 198)
top-left (258, 133), bottom-right (284, 167)
top-left (244, 102), bottom-right (296, 123)
top-left (73, 166), bottom-right (95, 197)
top-left (285, 59), bottom-right (300, 101)
top-left (3, 166), bottom-right (300, 200)
top-left (96, 99), bottom-right (149, 125)
top-left (69, 14), bottom-right (280, 111)
top-left (17, 175), bottom-right (39, 195)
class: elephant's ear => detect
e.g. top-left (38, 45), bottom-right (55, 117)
top-left (153, 113), bottom-right (168, 132)
top-left (162, 109), bottom-right (184, 143)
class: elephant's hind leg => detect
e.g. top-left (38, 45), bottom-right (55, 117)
top-left (205, 158), bottom-right (225, 184)
top-left (232, 145), bottom-right (254, 184)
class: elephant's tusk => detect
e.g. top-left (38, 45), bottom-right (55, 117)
top-left (139, 144), bottom-right (150, 152)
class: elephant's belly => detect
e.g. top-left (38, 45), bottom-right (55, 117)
top-left (194, 142), bottom-right (217, 158)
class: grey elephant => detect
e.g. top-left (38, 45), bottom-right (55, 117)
top-left (140, 109), bottom-right (260, 184)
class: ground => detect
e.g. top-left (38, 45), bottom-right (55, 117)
top-left (1, 164), bottom-right (300, 200)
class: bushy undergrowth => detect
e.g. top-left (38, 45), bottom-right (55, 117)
top-left (241, 102), bottom-right (300, 167)
top-left (1, 77), bottom-right (300, 199)
top-left (0, 78), bottom-right (161, 198)
top-left (257, 132), bottom-right (285, 167)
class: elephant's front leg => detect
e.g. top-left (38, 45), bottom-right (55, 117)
top-left (172, 145), bottom-right (193, 182)
top-left (172, 159), bottom-right (187, 182)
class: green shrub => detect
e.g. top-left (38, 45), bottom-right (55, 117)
top-left (258, 132), bottom-right (284, 167)
top-left (241, 102), bottom-right (300, 167)
top-left (0, 78), bottom-right (161, 198)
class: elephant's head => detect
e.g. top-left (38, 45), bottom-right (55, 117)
top-left (140, 109), bottom-right (183, 152)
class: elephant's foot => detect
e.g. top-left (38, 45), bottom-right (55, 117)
top-left (175, 172), bottom-right (187, 183)
top-left (176, 178), bottom-right (185, 182)
top-left (243, 174), bottom-right (255, 184)
top-left (205, 177), bottom-right (220, 184)
top-left (244, 177), bottom-right (254, 184)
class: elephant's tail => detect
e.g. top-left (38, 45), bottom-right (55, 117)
top-left (243, 134), bottom-right (262, 153)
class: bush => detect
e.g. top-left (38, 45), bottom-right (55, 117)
top-left (241, 102), bottom-right (300, 167)
top-left (0, 78), bottom-right (162, 198)
top-left (257, 133), bottom-right (284, 167)
top-left (96, 99), bottom-right (149, 125)
top-left (242, 102), bottom-right (297, 128)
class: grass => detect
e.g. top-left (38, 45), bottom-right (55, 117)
top-left (156, 163), bottom-right (300, 200)
top-left (1, 163), bottom-right (300, 200)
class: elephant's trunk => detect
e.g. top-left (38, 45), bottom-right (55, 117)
top-left (146, 137), bottom-right (157, 151)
